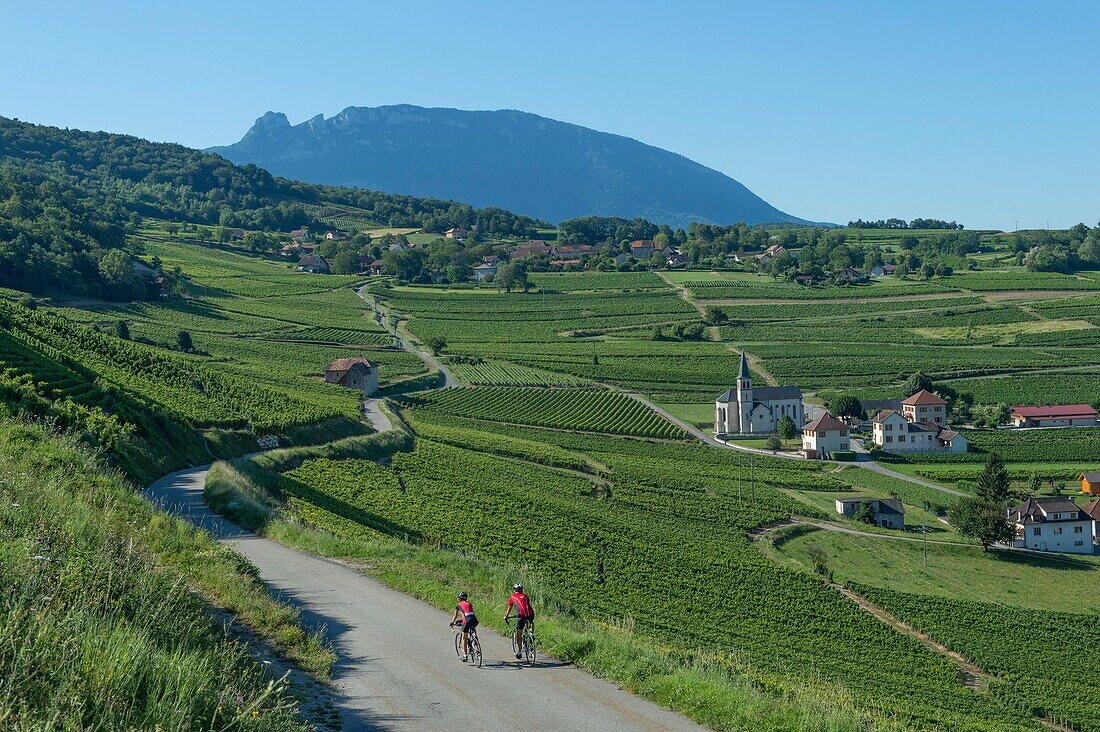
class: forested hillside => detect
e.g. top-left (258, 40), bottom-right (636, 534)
top-left (0, 116), bottom-right (544, 296)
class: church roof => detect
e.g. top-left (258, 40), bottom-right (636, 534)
top-left (739, 351), bottom-right (751, 379)
top-left (715, 388), bottom-right (736, 402)
top-left (753, 385), bottom-right (802, 400)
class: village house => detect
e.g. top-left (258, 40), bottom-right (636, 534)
top-left (1081, 472), bottom-right (1100, 495)
top-left (557, 244), bottom-right (597, 257)
top-left (325, 230), bottom-right (348, 241)
top-left (297, 255), bottom-right (331, 274)
top-left (444, 227), bottom-right (468, 240)
top-left (871, 408), bottom-right (967, 454)
top-left (836, 267), bottom-right (862, 282)
top-left (551, 258), bottom-right (582, 268)
top-left (1010, 404), bottom-right (1098, 428)
top-left (901, 389), bottom-right (948, 426)
top-left (869, 263), bottom-right (896, 278)
top-left (756, 244), bottom-right (788, 266)
top-left (482, 255), bottom-right (501, 266)
top-left (1084, 499), bottom-right (1100, 539)
top-left (324, 358), bottom-right (379, 396)
top-left (289, 227), bottom-right (311, 243)
top-left (715, 352), bottom-right (804, 435)
top-left (357, 255), bottom-right (385, 275)
top-left (666, 252), bottom-right (690, 268)
top-left (835, 497), bottom-right (905, 530)
top-left (802, 412), bottom-right (850, 459)
top-left (1008, 498), bottom-right (1095, 554)
top-left (629, 240), bottom-right (656, 260)
top-left (225, 227), bottom-right (246, 240)
top-left (512, 241), bottom-right (553, 260)
top-left (474, 262), bottom-right (497, 281)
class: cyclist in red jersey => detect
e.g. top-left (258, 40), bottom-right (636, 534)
top-left (504, 584), bottom-right (535, 659)
top-left (450, 592), bottom-right (479, 661)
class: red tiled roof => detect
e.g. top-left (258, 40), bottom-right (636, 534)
top-left (629, 240), bottom-right (655, 249)
top-left (803, 412), bottom-right (848, 433)
top-left (1011, 404), bottom-right (1097, 419)
top-left (901, 389), bottom-right (946, 406)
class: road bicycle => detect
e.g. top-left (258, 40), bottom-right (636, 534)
top-left (451, 621), bottom-right (483, 668)
top-left (506, 617), bottom-right (536, 665)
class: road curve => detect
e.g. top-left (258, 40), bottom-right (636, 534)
top-left (357, 286), bottom-right (458, 388)
top-left (145, 466), bottom-right (704, 732)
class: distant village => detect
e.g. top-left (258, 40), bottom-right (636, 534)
top-left (713, 351), bottom-right (1100, 555)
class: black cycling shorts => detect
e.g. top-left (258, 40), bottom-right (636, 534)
top-left (461, 617), bottom-right (478, 633)
top-left (515, 616), bottom-right (533, 631)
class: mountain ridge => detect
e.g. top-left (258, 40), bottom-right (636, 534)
top-left (210, 104), bottom-right (813, 227)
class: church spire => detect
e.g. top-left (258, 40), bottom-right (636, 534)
top-left (739, 351), bottom-right (751, 379)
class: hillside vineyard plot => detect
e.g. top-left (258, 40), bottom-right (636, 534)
top-left (273, 432), bottom-right (1044, 731)
top-left (399, 387), bottom-right (687, 438)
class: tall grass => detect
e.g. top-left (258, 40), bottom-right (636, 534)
top-left (0, 419), bottom-right (324, 730)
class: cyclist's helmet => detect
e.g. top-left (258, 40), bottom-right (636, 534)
top-left (457, 592), bottom-right (468, 601)
top-left (513, 584), bottom-right (524, 592)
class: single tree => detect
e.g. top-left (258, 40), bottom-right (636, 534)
top-left (176, 330), bottom-right (193, 352)
top-left (777, 415), bottom-right (797, 440)
top-left (495, 262), bottom-right (529, 293)
top-left (904, 372), bottom-right (934, 396)
top-left (703, 306), bottom-right (728, 326)
top-left (427, 336), bottom-right (447, 356)
top-left (766, 435), bottom-right (783, 453)
top-left (948, 496), bottom-right (1015, 551)
top-left (832, 394), bottom-right (864, 419)
top-left (976, 452), bottom-right (1010, 504)
top-left (854, 501), bottom-right (877, 525)
top-left (115, 320), bottom-right (130, 340)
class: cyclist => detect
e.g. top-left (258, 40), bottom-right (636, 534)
top-left (450, 592), bottom-right (479, 661)
top-left (504, 583), bottom-right (535, 659)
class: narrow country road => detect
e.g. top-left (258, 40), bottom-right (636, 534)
top-left (145, 466), bottom-right (704, 732)
top-left (357, 286), bottom-right (458, 388)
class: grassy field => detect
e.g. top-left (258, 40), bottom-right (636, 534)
top-left (772, 527), bottom-right (1100, 613)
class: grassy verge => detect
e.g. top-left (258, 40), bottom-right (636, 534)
top-left (0, 418), bottom-right (333, 730)
top-left (204, 417), bottom-right (906, 732)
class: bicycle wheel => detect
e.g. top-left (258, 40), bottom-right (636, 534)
top-left (454, 631), bottom-right (465, 662)
top-left (470, 632), bottom-right (483, 668)
top-left (524, 628), bottom-right (537, 665)
top-left (510, 625), bottom-right (520, 657)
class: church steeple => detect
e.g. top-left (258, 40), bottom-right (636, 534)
top-left (738, 351), bottom-right (751, 380)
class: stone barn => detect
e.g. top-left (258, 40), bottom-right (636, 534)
top-left (324, 358), bottom-right (379, 396)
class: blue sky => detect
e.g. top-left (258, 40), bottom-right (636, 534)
top-left (2, 1), bottom-right (1098, 229)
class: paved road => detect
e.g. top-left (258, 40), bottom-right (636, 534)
top-left (145, 466), bottom-right (703, 732)
top-left (362, 398), bottom-right (393, 432)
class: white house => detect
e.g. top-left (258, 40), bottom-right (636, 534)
top-left (802, 412), bottom-right (849, 459)
top-left (715, 353), bottom-right (804, 435)
top-left (629, 240), bottom-right (656, 260)
top-left (871, 409), bottom-right (967, 453)
top-left (1008, 498), bottom-right (1095, 554)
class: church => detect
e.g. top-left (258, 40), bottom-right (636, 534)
top-left (715, 352), bottom-right (805, 435)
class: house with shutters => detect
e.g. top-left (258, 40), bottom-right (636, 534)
top-left (901, 389), bottom-right (948, 425)
top-left (802, 412), bottom-right (850, 459)
top-left (871, 408), bottom-right (967, 454)
top-left (714, 352), bottom-right (804, 435)
top-left (324, 358), bottom-right (379, 396)
top-left (1008, 498), bottom-right (1095, 554)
